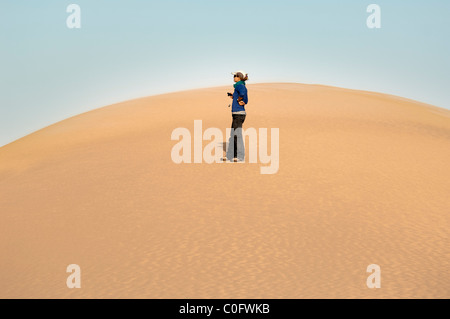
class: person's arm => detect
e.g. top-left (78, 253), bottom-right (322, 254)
top-left (237, 86), bottom-right (248, 105)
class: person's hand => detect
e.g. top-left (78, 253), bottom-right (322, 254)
top-left (230, 95), bottom-right (233, 99)
top-left (238, 101), bottom-right (245, 106)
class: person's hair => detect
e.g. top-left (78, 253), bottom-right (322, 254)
top-left (236, 72), bottom-right (249, 81)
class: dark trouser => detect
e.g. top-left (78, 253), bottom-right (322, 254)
top-left (226, 114), bottom-right (246, 160)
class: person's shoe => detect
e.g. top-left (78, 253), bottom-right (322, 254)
top-left (221, 157), bottom-right (233, 163)
top-left (233, 158), bottom-right (245, 163)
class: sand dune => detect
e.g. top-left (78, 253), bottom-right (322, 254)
top-left (1, 83), bottom-right (449, 298)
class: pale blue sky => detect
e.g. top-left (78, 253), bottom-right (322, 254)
top-left (1, 0), bottom-right (449, 146)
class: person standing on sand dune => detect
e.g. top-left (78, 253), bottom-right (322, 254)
top-left (224, 70), bottom-right (249, 162)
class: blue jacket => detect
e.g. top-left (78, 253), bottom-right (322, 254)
top-left (232, 81), bottom-right (248, 113)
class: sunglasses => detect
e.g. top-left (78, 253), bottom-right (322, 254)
top-left (233, 75), bottom-right (239, 78)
